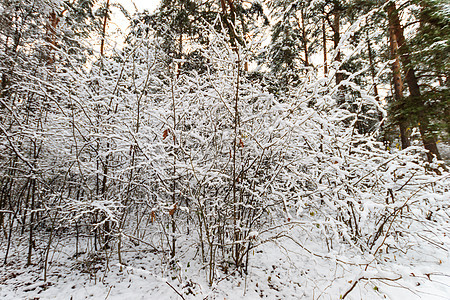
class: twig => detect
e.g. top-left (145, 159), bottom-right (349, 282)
top-left (166, 281), bottom-right (186, 300)
top-left (342, 276), bottom-right (402, 299)
top-left (104, 286), bottom-right (113, 299)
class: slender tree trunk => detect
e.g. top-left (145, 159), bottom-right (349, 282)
top-left (322, 17), bottom-right (328, 75)
top-left (221, 0), bottom-right (240, 48)
top-left (170, 72), bottom-right (177, 259)
top-left (387, 1), bottom-right (440, 161)
top-left (301, 7), bottom-right (309, 67)
top-left (366, 31), bottom-right (379, 102)
top-left (45, 11), bottom-right (60, 64)
top-left (102, 160), bottom-right (111, 248)
top-left (100, 0), bottom-right (110, 57)
top-left (177, 33), bottom-right (183, 78)
top-left (332, 9), bottom-right (343, 85)
top-left (232, 52), bottom-right (241, 269)
top-left (388, 9), bottom-right (410, 149)
top-left (100, 0), bottom-right (112, 247)
top-left (27, 178), bottom-right (36, 266)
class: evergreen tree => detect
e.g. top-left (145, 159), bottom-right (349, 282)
top-left (408, 0), bottom-right (450, 141)
top-left (386, 0), bottom-right (441, 161)
top-left (147, 0), bottom-right (268, 75)
top-left (264, 0), bottom-right (321, 91)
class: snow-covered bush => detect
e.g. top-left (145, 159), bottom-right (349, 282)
top-left (0, 6), bottom-right (448, 299)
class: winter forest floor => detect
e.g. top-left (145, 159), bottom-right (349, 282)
top-left (1, 148), bottom-right (450, 300)
top-left (438, 143), bottom-right (450, 165)
top-left (1, 224), bottom-right (449, 300)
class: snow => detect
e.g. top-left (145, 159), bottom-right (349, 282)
top-left (1, 221), bottom-right (449, 300)
top-left (1, 1), bottom-right (449, 299)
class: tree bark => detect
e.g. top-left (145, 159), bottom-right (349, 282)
top-left (301, 7), bottom-right (309, 67)
top-left (322, 17), bottom-right (328, 75)
top-left (45, 11), bottom-right (60, 64)
top-left (332, 8), bottom-right (343, 85)
top-left (366, 30), bottom-right (379, 102)
top-left (100, 0), bottom-right (110, 57)
top-left (387, 1), bottom-right (441, 161)
top-left (387, 7), bottom-right (410, 149)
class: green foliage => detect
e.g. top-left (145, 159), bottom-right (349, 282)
top-left (262, 0), bottom-right (321, 92)
top-left (63, 0), bottom-right (96, 36)
top-left (409, 0), bottom-right (450, 78)
top-left (269, 19), bottom-right (303, 75)
top-left (407, 0), bottom-right (450, 140)
top-left (388, 90), bottom-right (450, 140)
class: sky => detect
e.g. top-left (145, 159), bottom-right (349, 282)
top-left (106, 0), bottom-right (160, 47)
top-left (120, 0), bottom-right (160, 15)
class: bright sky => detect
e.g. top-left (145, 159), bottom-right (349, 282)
top-left (120, 0), bottom-right (160, 14)
top-left (112, 0), bottom-right (161, 30)
top-left (105, 0), bottom-right (160, 49)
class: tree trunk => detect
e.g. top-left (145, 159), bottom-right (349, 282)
top-left (366, 30), bottom-right (379, 102)
top-left (45, 11), bottom-right (60, 64)
top-left (100, 0), bottom-right (110, 57)
top-left (388, 8), bottom-right (410, 149)
top-left (322, 17), bottom-right (328, 75)
top-left (387, 1), bottom-right (441, 161)
top-left (332, 9), bottom-right (343, 85)
top-left (301, 7), bottom-right (309, 67)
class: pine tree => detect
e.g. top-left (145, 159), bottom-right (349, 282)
top-left (408, 0), bottom-right (450, 142)
top-left (387, 0), bottom-right (441, 161)
top-left (264, 0), bottom-right (321, 92)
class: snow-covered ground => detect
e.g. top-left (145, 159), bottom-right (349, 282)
top-left (1, 226), bottom-right (449, 300)
top-left (438, 143), bottom-right (450, 164)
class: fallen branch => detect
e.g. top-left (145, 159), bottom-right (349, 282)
top-left (342, 275), bottom-right (402, 299)
top-left (166, 281), bottom-right (186, 300)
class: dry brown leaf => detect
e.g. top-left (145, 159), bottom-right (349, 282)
top-left (239, 139), bottom-right (244, 148)
top-left (169, 203), bottom-right (177, 216)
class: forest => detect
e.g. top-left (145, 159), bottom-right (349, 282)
top-left (0, 0), bottom-right (449, 299)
